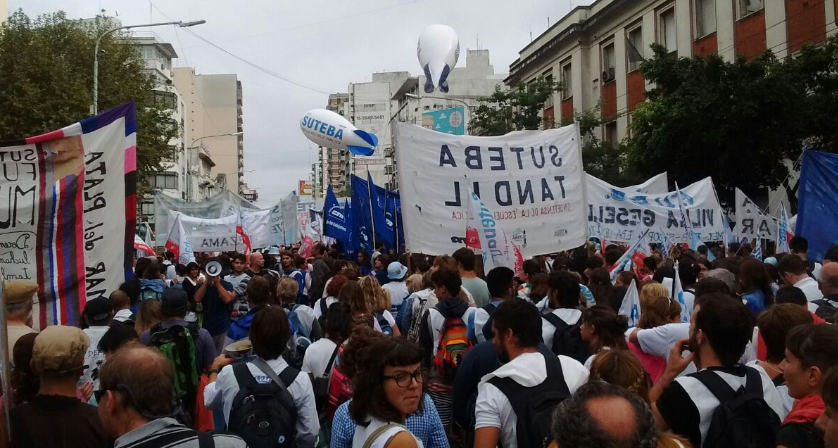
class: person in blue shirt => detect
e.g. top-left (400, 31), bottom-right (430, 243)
top-left (467, 267), bottom-right (515, 344)
top-left (738, 258), bottom-right (775, 314)
top-left (193, 257), bottom-right (235, 355)
top-left (330, 393), bottom-right (449, 448)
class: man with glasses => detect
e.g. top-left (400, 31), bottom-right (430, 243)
top-left (97, 343), bottom-right (246, 447)
top-left (9, 326), bottom-right (112, 448)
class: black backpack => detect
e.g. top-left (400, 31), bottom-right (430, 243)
top-left (318, 298), bottom-right (330, 329)
top-left (542, 313), bottom-right (590, 364)
top-left (480, 302), bottom-right (497, 341)
top-left (692, 367), bottom-right (781, 448)
top-left (813, 297), bottom-right (837, 323)
top-left (488, 353), bottom-right (571, 448)
top-left (229, 359), bottom-right (299, 448)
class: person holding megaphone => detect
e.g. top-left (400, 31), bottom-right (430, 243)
top-left (193, 257), bottom-right (236, 354)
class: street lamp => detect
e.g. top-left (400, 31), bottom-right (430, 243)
top-left (93, 19), bottom-right (206, 115)
top-left (189, 131), bottom-right (242, 148)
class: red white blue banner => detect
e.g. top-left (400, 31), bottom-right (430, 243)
top-left (0, 102), bottom-right (136, 328)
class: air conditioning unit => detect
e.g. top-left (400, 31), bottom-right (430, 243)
top-left (602, 68), bottom-right (616, 82)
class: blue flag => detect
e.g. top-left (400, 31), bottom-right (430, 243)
top-left (323, 186), bottom-right (349, 244)
top-left (797, 150), bottom-right (838, 261)
top-left (367, 171), bottom-right (391, 250)
top-left (351, 175), bottom-right (375, 254)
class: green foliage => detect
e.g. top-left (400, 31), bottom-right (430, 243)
top-left (471, 78), bottom-right (562, 135)
top-left (575, 105), bottom-right (636, 185)
top-left (0, 10), bottom-right (178, 199)
top-left (625, 39), bottom-right (838, 210)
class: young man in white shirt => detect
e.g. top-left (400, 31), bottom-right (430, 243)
top-left (540, 271), bottom-right (585, 354)
top-left (382, 261), bottom-right (410, 321)
top-left (650, 293), bottom-right (784, 448)
top-left (204, 306), bottom-right (319, 448)
top-left (468, 266), bottom-right (515, 344)
top-left (473, 298), bottom-right (589, 448)
top-left (224, 253), bottom-right (251, 321)
top-left (778, 254), bottom-right (823, 307)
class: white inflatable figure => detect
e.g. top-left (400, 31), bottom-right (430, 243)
top-left (300, 109), bottom-right (378, 156)
top-left (417, 24), bottom-right (460, 93)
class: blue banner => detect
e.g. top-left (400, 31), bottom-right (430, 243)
top-left (351, 175), bottom-right (375, 254)
top-left (796, 150), bottom-right (838, 261)
top-left (367, 171), bottom-right (390, 249)
top-left (323, 186), bottom-right (349, 244)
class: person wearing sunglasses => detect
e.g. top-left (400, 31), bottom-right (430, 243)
top-left (340, 326), bottom-right (426, 448)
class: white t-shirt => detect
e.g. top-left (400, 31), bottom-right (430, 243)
top-left (474, 352), bottom-right (589, 448)
top-left (373, 310), bottom-right (397, 334)
top-left (540, 308), bottom-right (582, 347)
top-left (81, 326), bottom-right (109, 389)
top-left (204, 357), bottom-right (319, 447)
top-left (383, 281), bottom-right (410, 319)
top-left (352, 416), bottom-right (423, 448)
top-left (795, 277), bottom-right (823, 303)
top-left (636, 323), bottom-right (757, 376)
top-left (313, 297), bottom-right (338, 320)
top-left (302, 338), bottom-right (338, 377)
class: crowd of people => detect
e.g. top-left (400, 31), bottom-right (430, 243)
top-left (2, 236), bottom-right (838, 448)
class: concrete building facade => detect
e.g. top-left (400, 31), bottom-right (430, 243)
top-left (173, 69), bottom-right (245, 197)
top-left (505, 0), bottom-right (838, 147)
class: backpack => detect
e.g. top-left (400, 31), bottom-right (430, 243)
top-left (432, 307), bottom-right (473, 381)
top-left (375, 312), bottom-right (393, 336)
top-left (326, 347), bottom-right (353, 420)
top-left (148, 323), bottom-right (200, 419)
top-left (406, 296), bottom-right (428, 343)
top-left (480, 302), bottom-right (498, 342)
top-left (542, 313), bottom-right (590, 364)
top-left (692, 367), bottom-right (781, 448)
top-left (488, 353), bottom-right (571, 448)
top-left (139, 285), bottom-right (164, 302)
top-left (284, 305), bottom-right (310, 370)
top-left (318, 298), bottom-right (330, 329)
top-left (813, 297), bottom-right (837, 323)
top-left (229, 359), bottom-right (299, 448)
top-left (313, 345), bottom-right (340, 414)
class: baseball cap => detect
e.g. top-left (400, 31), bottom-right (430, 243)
top-left (3, 281), bottom-right (38, 306)
top-left (31, 326), bottom-right (89, 375)
top-left (161, 287), bottom-right (189, 317)
top-left (83, 297), bottom-right (113, 324)
top-left (387, 261), bottom-right (408, 280)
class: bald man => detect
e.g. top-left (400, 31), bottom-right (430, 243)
top-left (814, 262), bottom-right (838, 322)
top-left (551, 381), bottom-right (659, 448)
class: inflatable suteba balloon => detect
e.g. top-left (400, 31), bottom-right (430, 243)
top-left (300, 109), bottom-right (378, 156)
top-left (417, 24), bottom-right (460, 94)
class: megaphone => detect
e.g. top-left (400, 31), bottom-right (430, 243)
top-left (205, 260), bottom-right (223, 277)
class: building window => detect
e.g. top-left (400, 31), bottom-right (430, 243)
top-left (627, 26), bottom-right (644, 72)
top-left (544, 73), bottom-right (554, 108)
top-left (604, 121), bottom-right (618, 148)
top-left (695, 0), bottom-right (716, 37)
top-left (150, 172), bottom-right (178, 190)
top-left (738, 0), bottom-right (763, 18)
top-left (560, 61), bottom-right (572, 100)
top-left (658, 6), bottom-right (677, 54)
top-left (140, 202), bottom-right (155, 216)
top-left (602, 42), bottom-right (616, 83)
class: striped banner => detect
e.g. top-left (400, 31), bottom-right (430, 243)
top-left (0, 102), bottom-right (136, 327)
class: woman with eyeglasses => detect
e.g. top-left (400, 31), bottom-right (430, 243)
top-left (340, 326), bottom-right (426, 448)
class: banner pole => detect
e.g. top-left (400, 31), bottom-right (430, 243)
top-left (367, 170), bottom-right (377, 250)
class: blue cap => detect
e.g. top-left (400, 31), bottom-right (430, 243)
top-left (387, 261), bottom-right (408, 280)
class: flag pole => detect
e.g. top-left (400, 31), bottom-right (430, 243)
top-left (366, 170), bottom-right (377, 250)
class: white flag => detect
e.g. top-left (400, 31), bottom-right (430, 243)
top-left (164, 214), bottom-right (195, 264)
top-left (777, 204), bottom-right (792, 254)
top-left (672, 261), bottom-right (690, 323)
top-left (466, 189), bottom-right (523, 275)
top-left (619, 279), bottom-right (641, 327)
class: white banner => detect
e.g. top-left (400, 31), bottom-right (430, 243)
top-left (395, 123), bottom-right (587, 257)
top-left (623, 172), bottom-right (669, 195)
top-left (241, 209), bottom-right (273, 249)
top-left (154, 190), bottom-right (261, 245)
top-left (734, 187), bottom-right (776, 241)
top-left (167, 211), bottom-right (244, 252)
top-left (586, 176), bottom-right (725, 245)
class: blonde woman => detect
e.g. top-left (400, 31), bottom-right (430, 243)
top-left (628, 282), bottom-right (674, 382)
top-left (358, 276), bottom-right (402, 337)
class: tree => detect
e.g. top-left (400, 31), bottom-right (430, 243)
top-left (625, 39), bottom-right (838, 211)
top-left (0, 11), bottom-right (178, 199)
top-left (574, 105), bottom-right (638, 186)
top-left (470, 78), bottom-right (562, 135)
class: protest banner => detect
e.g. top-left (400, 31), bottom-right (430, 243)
top-left (324, 186), bottom-right (350, 244)
top-left (154, 190), bottom-right (262, 245)
top-left (0, 102), bottom-right (136, 328)
top-left (280, 192), bottom-right (299, 244)
top-left (466, 189), bottom-right (524, 274)
top-left (586, 175), bottom-right (725, 246)
top-left (796, 150), bottom-right (838, 261)
top-left (167, 211), bottom-right (244, 252)
top-left (734, 187), bottom-right (776, 241)
top-left (394, 123), bottom-right (587, 257)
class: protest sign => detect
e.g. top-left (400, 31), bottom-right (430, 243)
top-left (734, 187), bottom-right (775, 241)
top-left (466, 189), bottom-right (524, 274)
top-left (0, 102), bottom-right (135, 327)
top-left (167, 211), bottom-right (244, 252)
top-left (586, 175), bottom-right (725, 246)
top-left (154, 190), bottom-right (259, 245)
top-left (394, 123), bottom-right (587, 257)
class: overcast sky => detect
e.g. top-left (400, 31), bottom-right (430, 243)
top-left (11, 0), bottom-right (589, 206)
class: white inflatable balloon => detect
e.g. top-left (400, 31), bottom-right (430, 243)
top-left (417, 24), bottom-right (460, 93)
top-left (300, 109), bottom-right (378, 156)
